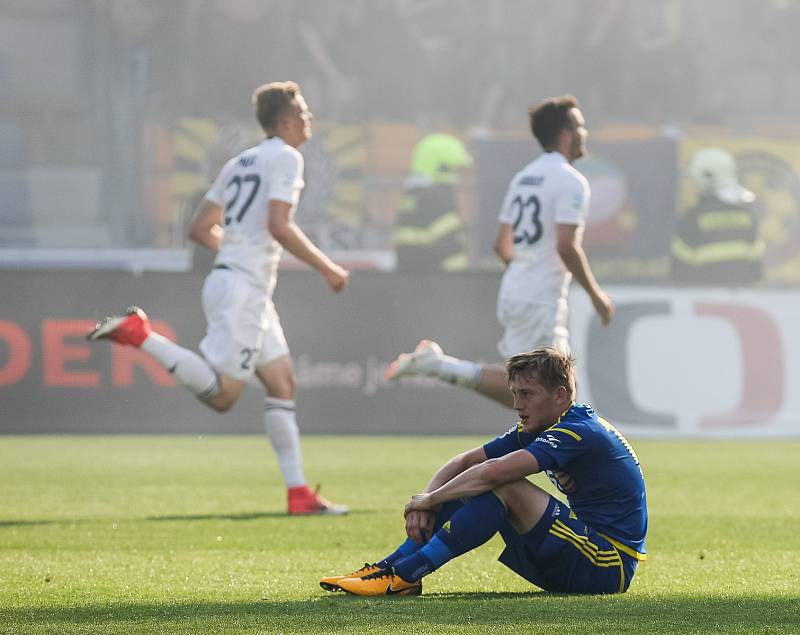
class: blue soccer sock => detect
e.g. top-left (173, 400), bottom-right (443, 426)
top-left (393, 492), bottom-right (507, 582)
top-left (377, 537), bottom-right (420, 568)
top-left (377, 500), bottom-right (465, 568)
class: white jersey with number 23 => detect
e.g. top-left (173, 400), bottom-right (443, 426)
top-left (497, 151), bottom-right (590, 308)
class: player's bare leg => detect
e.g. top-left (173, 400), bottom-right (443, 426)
top-left (474, 366), bottom-right (515, 408)
top-left (203, 375), bottom-right (246, 412)
top-left (386, 340), bottom-right (514, 409)
top-left (87, 306), bottom-right (240, 410)
top-left (492, 478), bottom-right (552, 534)
top-left (257, 355), bottom-right (348, 515)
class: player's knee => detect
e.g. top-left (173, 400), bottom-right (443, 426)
top-left (493, 479), bottom-right (546, 507)
top-left (282, 373), bottom-right (296, 396)
top-left (267, 374), bottom-right (295, 399)
top-left (204, 390), bottom-right (238, 413)
top-left (256, 357), bottom-right (296, 399)
top-left (492, 479), bottom-right (526, 504)
top-left (208, 400), bottom-right (233, 413)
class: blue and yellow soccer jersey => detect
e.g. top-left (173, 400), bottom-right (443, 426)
top-left (483, 403), bottom-right (648, 559)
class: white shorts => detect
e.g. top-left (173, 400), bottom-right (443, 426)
top-left (199, 268), bottom-right (289, 381)
top-left (496, 297), bottom-right (569, 358)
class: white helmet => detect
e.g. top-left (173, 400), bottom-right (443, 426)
top-left (688, 148), bottom-right (755, 204)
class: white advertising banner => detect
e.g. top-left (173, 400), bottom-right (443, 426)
top-left (571, 287), bottom-right (800, 438)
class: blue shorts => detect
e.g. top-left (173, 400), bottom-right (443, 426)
top-left (498, 496), bottom-right (638, 594)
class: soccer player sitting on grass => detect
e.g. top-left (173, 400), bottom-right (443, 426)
top-left (320, 347), bottom-right (647, 596)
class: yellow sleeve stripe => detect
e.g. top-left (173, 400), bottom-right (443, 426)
top-left (598, 532), bottom-right (647, 561)
top-left (548, 427), bottom-right (582, 442)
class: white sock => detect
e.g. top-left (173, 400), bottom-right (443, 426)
top-left (263, 397), bottom-right (306, 488)
top-left (437, 355), bottom-right (482, 388)
top-left (141, 332), bottom-right (219, 400)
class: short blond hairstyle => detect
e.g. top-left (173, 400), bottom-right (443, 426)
top-left (506, 347), bottom-right (576, 399)
top-left (252, 81), bottom-right (301, 132)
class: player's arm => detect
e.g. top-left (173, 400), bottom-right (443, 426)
top-left (267, 199), bottom-right (350, 293)
top-left (556, 223), bottom-right (614, 326)
top-left (188, 198), bottom-right (225, 252)
top-left (423, 446), bottom-right (489, 494)
top-left (406, 449), bottom-right (540, 514)
top-left (405, 446), bottom-right (488, 542)
top-left (494, 223), bottom-right (514, 265)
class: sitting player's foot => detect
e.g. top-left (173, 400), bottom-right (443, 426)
top-left (87, 306), bottom-right (152, 347)
top-left (288, 484), bottom-right (349, 516)
top-left (319, 562), bottom-right (381, 592)
top-left (384, 339), bottom-right (444, 381)
top-left (337, 567), bottom-right (422, 596)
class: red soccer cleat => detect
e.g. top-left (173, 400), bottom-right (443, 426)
top-left (288, 484), bottom-right (349, 516)
top-left (87, 306), bottom-right (152, 347)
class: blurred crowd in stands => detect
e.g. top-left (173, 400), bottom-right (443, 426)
top-left (5, 0), bottom-right (800, 130)
top-left (2, 0), bottom-right (800, 260)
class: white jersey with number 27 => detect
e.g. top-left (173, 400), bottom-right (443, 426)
top-left (497, 151), bottom-right (590, 307)
top-left (205, 136), bottom-right (304, 295)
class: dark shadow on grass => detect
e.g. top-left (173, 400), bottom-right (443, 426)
top-left (147, 509), bottom-right (371, 522)
top-left (0, 509), bottom-right (371, 528)
top-left (0, 519), bottom-right (87, 528)
top-left (432, 590), bottom-right (545, 599)
top-left (2, 596), bottom-right (798, 631)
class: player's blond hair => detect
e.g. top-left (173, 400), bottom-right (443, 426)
top-left (252, 81), bottom-right (301, 133)
top-left (506, 347), bottom-right (576, 399)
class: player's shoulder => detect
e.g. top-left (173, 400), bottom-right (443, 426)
top-left (269, 138), bottom-right (300, 158)
top-left (272, 142), bottom-right (303, 171)
top-left (563, 404), bottom-right (632, 447)
top-left (528, 152), bottom-right (587, 189)
top-left (493, 422), bottom-right (538, 450)
top-left (558, 160), bottom-right (590, 192)
top-left (545, 403), bottom-right (597, 440)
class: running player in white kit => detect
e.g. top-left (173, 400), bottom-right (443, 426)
top-left (88, 81), bottom-right (350, 514)
top-left (386, 96), bottom-right (613, 408)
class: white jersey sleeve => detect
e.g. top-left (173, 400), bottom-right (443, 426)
top-left (553, 169), bottom-right (589, 225)
top-left (204, 158), bottom-right (236, 206)
top-left (268, 147), bottom-right (304, 204)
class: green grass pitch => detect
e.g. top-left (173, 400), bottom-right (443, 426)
top-left (1, 435), bottom-right (798, 634)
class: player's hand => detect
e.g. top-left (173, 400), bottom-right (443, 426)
top-left (592, 290), bottom-right (614, 326)
top-left (404, 493), bottom-right (435, 515)
top-left (322, 263), bottom-right (350, 293)
top-left (405, 509), bottom-right (436, 543)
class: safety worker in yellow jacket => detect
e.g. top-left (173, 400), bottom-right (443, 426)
top-left (394, 133), bottom-right (472, 272)
top-left (671, 148), bottom-right (763, 285)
